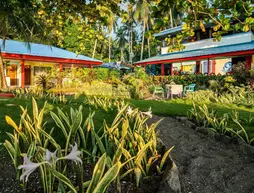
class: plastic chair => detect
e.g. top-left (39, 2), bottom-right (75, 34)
top-left (183, 84), bottom-right (196, 96)
top-left (166, 85), bottom-right (183, 99)
top-left (153, 86), bottom-right (164, 97)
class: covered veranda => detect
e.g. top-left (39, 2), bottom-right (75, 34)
top-left (0, 39), bottom-right (102, 88)
top-left (135, 35), bottom-right (254, 76)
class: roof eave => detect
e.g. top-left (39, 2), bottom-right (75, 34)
top-left (2, 52), bottom-right (103, 65)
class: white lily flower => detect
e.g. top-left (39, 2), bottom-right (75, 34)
top-left (59, 143), bottom-right (82, 164)
top-left (142, 108), bottom-right (152, 118)
top-left (45, 149), bottom-right (57, 164)
top-left (18, 154), bottom-right (45, 182)
top-left (127, 106), bottom-right (134, 116)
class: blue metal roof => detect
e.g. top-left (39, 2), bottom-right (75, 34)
top-left (0, 39), bottom-right (101, 63)
top-left (135, 41), bottom-right (254, 64)
top-left (154, 26), bottom-right (183, 38)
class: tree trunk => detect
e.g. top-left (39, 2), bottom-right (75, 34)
top-left (0, 50), bottom-right (7, 88)
top-left (147, 25), bottom-right (151, 58)
top-left (169, 8), bottom-right (173, 28)
top-left (140, 21), bottom-right (146, 61)
top-left (129, 28), bottom-right (131, 63)
top-left (130, 24), bottom-right (133, 64)
top-left (92, 39), bottom-right (98, 58)
top-left (121, 48), bottom-right (124, 62)
top-left (109, 36), bottom-right (111, 63)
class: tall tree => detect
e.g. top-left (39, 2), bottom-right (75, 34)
top-left (0, 0), bottom-right (50, 88)
top-left (134, 0), bottom-right (151, 61)
top-left (116, 26), bottom-right (128, 62)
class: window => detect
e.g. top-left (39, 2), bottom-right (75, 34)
top-left (34, 66), bottom-right (51, 76)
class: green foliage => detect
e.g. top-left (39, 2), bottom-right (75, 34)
top-left (4, 97), bottom-right (172, 192)
top-left (109, 70), bottom-right (121, 80)
top-left (35, 73), bottom-right (54, 90)
top-left (94, 68), bottom-right (109, 81)
top-left (166, 74), bottom-right (225, 88)
top-left (186, 87), bottom-right (254, 109)
top-left (188, 103), bottom-right (254, 144)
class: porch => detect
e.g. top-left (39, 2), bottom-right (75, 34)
top-left (136, 32), bottom-right (254, 76)
top-left (0, 38), bottom-right (102, 88)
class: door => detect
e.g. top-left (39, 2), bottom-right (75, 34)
top-left (6, 64), bottom-right (17, 86)
top-left (25, 66), bottom-right (31, 85)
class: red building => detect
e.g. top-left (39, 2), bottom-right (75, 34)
top-left (135, 27), bottom-right (254, 76)
top-left (0, 39), bottom-right (102, 88)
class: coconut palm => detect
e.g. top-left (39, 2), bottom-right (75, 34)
top-left (116, 26), bottom-right (128, 62)
top-left (107, 10), bottom-right (117, 63)
top-left (133, 0), bottom-right (151, 61)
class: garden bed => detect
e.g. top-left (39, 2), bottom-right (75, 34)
top-left (0, 148), bottom-right (164, 193)
top-left (0, 93), bottom-right (14, 98)
top-left (148, 115), bottom-right (254, 193)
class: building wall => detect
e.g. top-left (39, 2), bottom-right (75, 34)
top-left (25, 61), bottom-right (57, 86)
top-left (215, 58), bottom-right (231, 75)
top-left (3, 59), bottom-right (21, 87)
top-left (3, 59), bottom-right (58, 87)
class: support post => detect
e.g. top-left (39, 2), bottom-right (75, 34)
top-left (59, 63), bottom-right (63, 87)
top-left (161, 63), bottom-right (165, 76)
top-left (245, 56), bottom-right (252, 71)
top-left (21, 60), bottom-right (25, 88)
top-left (212, 60), bottom-right (216, 74)
top-left (196, 61), bottom-right (200, 74)
top-left (180, 63), bottom-right (183, 73)
top-left (88, 65), bottom-right (91, 68)
top-left (143, 64), bottom-right (146, 73)
top-left (207, 58), bottom-right (210, 75)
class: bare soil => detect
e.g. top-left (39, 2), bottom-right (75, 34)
top-left (0, 150), bottom-right (161, 193)
top-left (148, 116), bottom-right (254, 193)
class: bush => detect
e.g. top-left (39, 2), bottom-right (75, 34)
top-left (109, 69), bottom-right (120, 80)
top-left (166, 74), bottom-right (225, 89)
top-left (94, 68), bottom-right (109, 81)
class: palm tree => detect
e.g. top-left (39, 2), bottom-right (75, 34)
top-left (133, 0), bottom-right (150, 61)
top-left (116, 26), bottom-right (128, 62)
top-left (0, 0), bottom-right (49, 88)
top-left (107, 10), bottom-right (117, 63)
top-left (127, 4), bottom-right (135, 64)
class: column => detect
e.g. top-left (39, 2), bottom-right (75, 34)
top-left (245, 56), bottom-right (252, 71)
top-left (196, 61), bottom-right (200, 74)
top-left (143, 64), bottom-right (146, 72)
top-left (21, 60), bottom-right (25, 88)
top-left (207, 58), bottom-right (210, 75)
top-left (180, 63), bottom-right (183, 73)
top-left (59, 63), bottom-right (63, 87)
top-left (212, 60), bottom-right (216, 74)
top-left (161, 63), bottom-right (165, 76)
top-left (88, 65), bottom-right (91, 68)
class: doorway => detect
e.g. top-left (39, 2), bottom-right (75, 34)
top-left (25, 66), bottom-right (31, 85)
top-left (6, 64), bottom-right (17, 86)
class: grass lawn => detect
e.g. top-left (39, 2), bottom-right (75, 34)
top-left (0, 96), bottom-right (254, 143)
top-left (129, 98), bottom-right (254, 137)
top-left (0, 97), bottom-right (115, 143)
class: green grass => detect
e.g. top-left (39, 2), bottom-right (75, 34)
top-left (128, 98), bottom-right (254, 137)
top-left (1, 96), bottom-right (254, 143)
top-left (0, 97), bottom-right (115, 143)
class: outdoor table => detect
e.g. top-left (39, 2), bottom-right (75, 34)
top-left (165, 84), bottom-right (183, 99)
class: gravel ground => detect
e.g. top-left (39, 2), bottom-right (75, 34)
top-left (148, 116), bottom-right (254, 193)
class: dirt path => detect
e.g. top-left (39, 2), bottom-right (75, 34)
top-left (149, 116), bottom-right (254, 193)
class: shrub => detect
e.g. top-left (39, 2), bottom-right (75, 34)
top-left (94, 68), bottom-right (109, 81)
top-left (109, 69), bottom-right (120, 80)
top-left (4, 98), bottom-right (173, 192)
